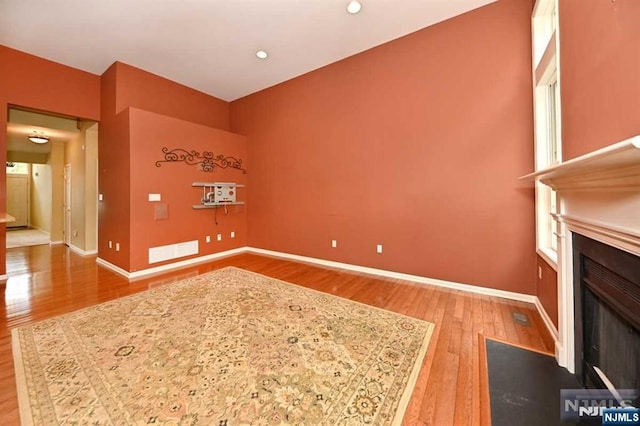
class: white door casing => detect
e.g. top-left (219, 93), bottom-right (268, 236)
top-left (64, 164), bottom-right (71, 246)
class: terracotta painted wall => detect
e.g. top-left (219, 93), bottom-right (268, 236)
top-left (85, 125), bottom-right (99, 252)
top-left (99, 61), bottom-right (237, 272)
top-left (114, 62), bottom-right (230, 131)
top-left (0, 45), bottom-right (100, 275)
top-left (98, 64), bottom-right (132, 269)
top-left (0, 46), bottom-right (100, 119)
top-left (128, 108), bottom-right (247, 272)
top-left (536, 255), bottom-right (558, 327)
top-left (559, 0), bottom-right (640, 159)
top-left (231, 0), bottom-right (537, 294)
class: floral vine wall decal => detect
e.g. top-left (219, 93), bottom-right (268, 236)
top-left (155, 147), bottom-right (246, 174)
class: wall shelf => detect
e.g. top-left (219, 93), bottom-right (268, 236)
top-left (192, 182), bottom-right (246, 188)
top-left (192, 202), bottom-right (245, 209)
top-left (192, 182), bottom-right (245, 210)
top-left (519, 135), bottom-right (640, 191)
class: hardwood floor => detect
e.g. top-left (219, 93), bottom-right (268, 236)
top-left (0, 245), bottom-right (554, 425)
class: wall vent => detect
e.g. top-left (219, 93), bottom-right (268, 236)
top-left (148, 240), bottom-right (199, 264)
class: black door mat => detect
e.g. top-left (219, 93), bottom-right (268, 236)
top-left (486, 338), bottom-right (598, 426)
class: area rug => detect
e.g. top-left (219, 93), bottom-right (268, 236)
top-left (12, 267), bottom-right (434, 425)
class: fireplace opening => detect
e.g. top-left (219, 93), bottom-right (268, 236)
top-left (573, 234), bottom-right (640, 400)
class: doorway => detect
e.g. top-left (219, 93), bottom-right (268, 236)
top-left (5, 107), bottom-right (98, 253)
top-left (5, 162), bottom-right (51, 248)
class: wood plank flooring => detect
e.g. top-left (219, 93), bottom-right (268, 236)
top-left (0, 245), bottom-right (554, 425)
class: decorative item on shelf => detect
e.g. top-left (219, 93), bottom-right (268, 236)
top-left (192, 182), bottom-right (245, 208)
top-left (192, 182), bottom-right (245, 225)
top-left (155, 147), bottom-right (246, 174)
top-left (202, 184), bottom-right (236, 204)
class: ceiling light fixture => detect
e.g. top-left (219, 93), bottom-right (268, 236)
top-left (346, 0), bottom-right (362, 14)
top-left (28, 132), bottom-right (49, 144)
top-left (256, 50), bottom-right (268, 59)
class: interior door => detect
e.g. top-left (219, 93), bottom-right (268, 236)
top-left (64, 164), bottom-right (71, 245)
top-left (6, 174), bottom-right (29, 227)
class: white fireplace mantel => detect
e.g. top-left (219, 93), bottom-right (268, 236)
top-left (520, 135), bottom-right (640, 191)
top-left (520, 135), bottom-right (640, 373)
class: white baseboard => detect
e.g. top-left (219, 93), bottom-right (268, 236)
top-left (69, 244), bottom-right (98, 257)
top-left (94, 245), bottom-right (539, 306)
top-left (96, 247), bottom-right (247, 280)
top-left (0, 274), bottom-right (7, 281)
top-left (26, 226), bottom-right (51, 237)
top-left (534, 296), bottom-right (560, 342)
top-left (246, 247), bottom-right (538, 304)
top-left (96, 258), bottom-right (131, 277)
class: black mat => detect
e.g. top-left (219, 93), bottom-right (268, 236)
top-left (486, 339), bottom-right (593, 426)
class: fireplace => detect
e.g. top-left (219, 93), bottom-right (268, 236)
top-left (573, 233), bottom-right (640, 396)
top-left (520, 136), bottom-right (640, 373)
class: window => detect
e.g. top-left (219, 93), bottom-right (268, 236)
top-left (6, 162), bottom-right (30, 175)
top-left (532, 0), bottom-right (561, 266)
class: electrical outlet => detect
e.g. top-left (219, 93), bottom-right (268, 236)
top-left (230, 231), bottom-right (235, 239)
top-left (217, 234), bottom-right (222, 242)
top-left (115, 243), bottom-right (120, 252)
top-left (108, 241), bottom-right (112, 249)
top-left (376, 244), bottom-right (383, 254)
top-left (331, 240), bottom-right (337, 248)
top-left (205, 235), bottom-right (211, 243)
top-left (538, 266), bottom-right (542, 279)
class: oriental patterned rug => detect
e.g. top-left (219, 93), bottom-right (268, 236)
top-left (12, 267), bottom-right (434, 425)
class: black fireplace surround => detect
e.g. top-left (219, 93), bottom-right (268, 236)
top-left (573, 234), bottom-right (640, 396)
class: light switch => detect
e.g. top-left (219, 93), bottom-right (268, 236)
top-left (148, 193), bottom-right (161, 202)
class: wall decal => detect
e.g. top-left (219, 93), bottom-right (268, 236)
top-left (155, 147), bottom-right (246, 173)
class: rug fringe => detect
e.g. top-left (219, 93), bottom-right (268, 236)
top-left (12, 328), bottom-right (34, 426)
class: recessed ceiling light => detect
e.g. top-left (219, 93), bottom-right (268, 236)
top-left (256, 50), bottom-right (268, 59)
top-left (346, 1), bottom-right (362, 14)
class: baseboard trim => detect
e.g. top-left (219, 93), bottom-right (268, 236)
top-left (95, 258), bottom-right (131, 278)
top-left (534, 296), bottom-right (560, 342)
top-left (246, 247), bottom-right (538, 304)
top-left (0, 274), bottom-right (7, 282)
top-left (31, 227), bottom-right (51, 237)
top-left (69, 244), bottom-right (98, 257)
top-left (96, 247), bottom-right (247, 280)
top-left (49, 240), bottom-right (64, 246)
top-left (95, 245), bottom-right (539, 305)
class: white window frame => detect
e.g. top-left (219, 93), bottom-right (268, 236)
top-left (532, 0), bottom-right (561, 269)
top-left (6, 161), bottom-right (30, 175)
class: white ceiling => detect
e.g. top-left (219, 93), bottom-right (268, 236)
top-left (0, 0), bottom-right (496, 102)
